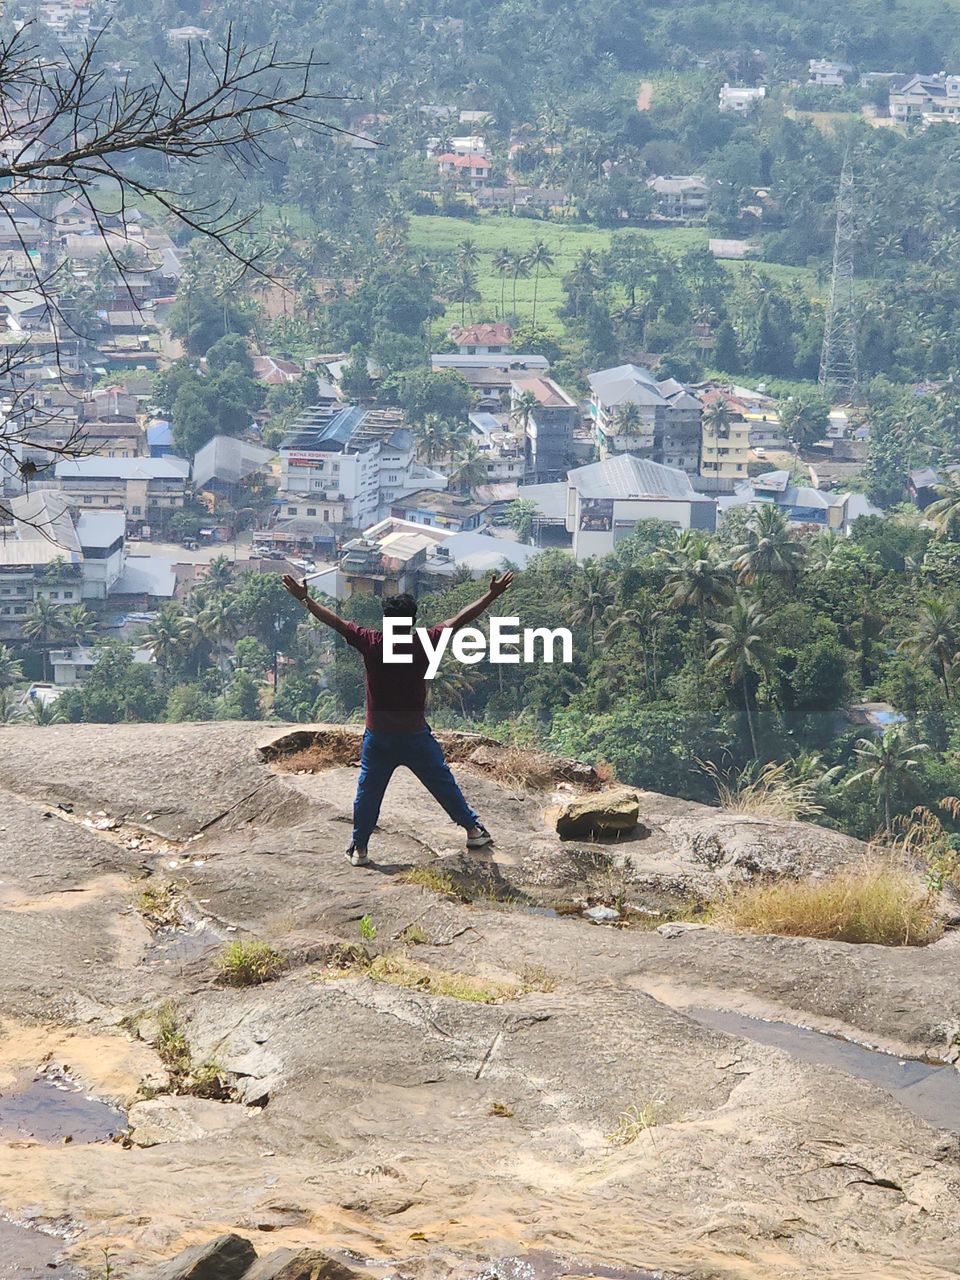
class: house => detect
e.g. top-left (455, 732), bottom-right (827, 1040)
top-left (50, 456), bottom-right (190, 533)
top-left (808, 59), bottom-right (854, 86)
top-left (192, 436), bottom-right (274, 495)
top-left (166, 25), bottom-right (210, 41)
top-left (74, 510), bottom-right (126, 599)
top-left (647, 175), bottom-right (709, 220)
top-left (253, 355), bottom-right (303, 386)
top-left (50, 644), bottom-right (154, 687)
top-left (110, 556), bottom-right (177, 601)
top-left (890, 74), bottom-right (960, 123)
top-left (467, 413), bottom-right (526, 485)
top-left (434, 152), bottom-right (492, 187)
top-left (82, 420), bottom-right (144, 460)
top-left (448, 322), bottom-right (513, 355)
top-left (698, 388), bottom-right (753, 491)
top-left (146, 420), bottom-right (176, 458)
top-left (709, 238), bottom-right (759, 260)
top-left (0, 493), bottom-right (126, 636)
top-left (563, 455), bottom-right (717, 562)
top-left (719, 471), bottom-right (881, 531)
top-left (431, 352), bottom-right (549, 397)
top-left (338, 519), bottom-right (447, 599)
top-left (589, 364), bottom-right (702, 475)
top-left (719, 84), bottom-right (767, 113)
top-left (389, 490), bottom-right (491, 532)
top-left (278, 404), bottom-right (445, 530)
top-left (475, 185), bottom-right (572, 212)
top-left (509, 376), bottom-right (579, 483)
top-left (421, 528), bottom-right (541, 582)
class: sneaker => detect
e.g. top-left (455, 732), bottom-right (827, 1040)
top-left (466, 825), bottom-right (493, 849)
top-left (346, 844), bottom-right (369, 866)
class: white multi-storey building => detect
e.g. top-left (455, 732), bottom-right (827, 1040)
top-left (277, 405), bottom-right (446, 532)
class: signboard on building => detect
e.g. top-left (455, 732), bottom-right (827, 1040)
top-left (579, 498), bottom-right (613, 532)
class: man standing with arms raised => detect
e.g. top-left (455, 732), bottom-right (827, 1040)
top-left (282, 571), bottom-right (513, 864)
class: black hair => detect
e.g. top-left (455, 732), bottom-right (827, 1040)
top-left (382, 592), bottom-right (418, 621)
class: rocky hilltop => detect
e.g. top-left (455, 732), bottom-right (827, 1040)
top-left (0, 722), bottom-right (959, 1280)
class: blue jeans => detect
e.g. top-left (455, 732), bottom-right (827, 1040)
top-left (352, 728), bottom-right (480, 851)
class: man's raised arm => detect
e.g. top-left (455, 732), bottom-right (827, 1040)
top-left (441, 571), bottom-right (514, 633)
top-left (282, 574), bottom-right (353, 638)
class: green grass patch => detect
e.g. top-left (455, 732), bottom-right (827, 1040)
top-left (216, 939), bottom-right (284, 986)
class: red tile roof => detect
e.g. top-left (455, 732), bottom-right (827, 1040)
top-left (436, 152), bottom-right (491, 169)
top-left (449, 322), bottom-right (513, 347)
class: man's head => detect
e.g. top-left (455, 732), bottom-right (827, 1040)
top-left (382, 592), bottom-right (417, 623)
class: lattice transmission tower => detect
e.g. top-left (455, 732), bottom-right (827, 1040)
top-left (818, 158), bottom-right (860, 402)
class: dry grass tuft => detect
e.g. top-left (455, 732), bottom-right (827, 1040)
top-left (137, 882), bottom-right (183, 927)
top-left (368, 951), bottom-right (521, 1003)
top-left (701, 758), bottom-right (828, 821)
top-left (607, 1099), bottom-right (664, 1146)
top-left (272, 734), bottom-right (361, 772)
top-left (489, 1101), bottom-right (514, 1117)
top-left (713, 858), bottom-right (940, 946)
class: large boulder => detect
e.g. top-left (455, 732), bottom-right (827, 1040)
top-left (146, 1234), bottom-right (256, 1280)
top-left (556, 788), bottom-right (644, 840)
top-left (243, 1250), bottom-right (365, 1280)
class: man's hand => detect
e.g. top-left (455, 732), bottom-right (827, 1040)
top-left (282, 574), bottom-right (309, 602)
top-left (488, 571), bottom-right (514, 599)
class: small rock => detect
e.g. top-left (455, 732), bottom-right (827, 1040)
top-left (143, 1233), bottom-right (256, 1280)
top-left (583, 905), bottom-right (620, 923)
top-left (556, 789), bottom-right (644, 840)
top-left (656, 921), bottom-right (707, 939)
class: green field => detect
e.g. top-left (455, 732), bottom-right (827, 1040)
top-left (409, 213), bottom-right (820, 335)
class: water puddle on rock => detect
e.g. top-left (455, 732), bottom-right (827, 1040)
top-left (0, 1219), bottom-right (84, 1279)
top-left (142, 919), bottom-right (221, 968)
top-left (688, 1006), bottom-right (960, 1134)
top-left (0, 1066), bottom-right (126, 1144)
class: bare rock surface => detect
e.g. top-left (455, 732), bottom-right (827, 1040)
top-left (0, 723), bottom-right (958, 1280)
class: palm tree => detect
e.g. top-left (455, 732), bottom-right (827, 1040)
top-left (660, 532), bottom-right (734, 657)
top-left (731, 505), bottom-right (806, 586)
top-left (413, 415), bottom-right (451, 466)
top-left (510, 251), bottom-right (530, 315)
top-left (899, 598), bottom-right (959, 696)
top-left (926, 474), bottom-right (960, 538)
top-left (702, 399), bottom-right (733, 438)
top-left (0, 645), bottom-right (23, 689)
top-left (0, 689), bottom-right (24, 724)
top-left (524, 240), bottom-right (555, 328)
top-left (493, 248), bottom-right (513, 319)
top-left (454, 239), bottom-right (479, 274)
top-left (708, 599), bottom-right (776, 758)
top-left (612, 401), bottom-right (643, 438)
top-left (21, 596), bottom-right (65, 682)
top-left (569, 562), bottom-right (611, 655)
top-left (29, 697), bottom-right (65, 726)
top-left (199, 596), bottom-right (239, 691)
top-left (845, 729), bottom-right (929, 836)
top-left (511, 389), bottom-right (539, 434)
top-left (63, 604), bottom-right (96, 646)
top-left (450, 439), bottom-right (487, 493)
top-left (142, 605), bottom-right (190, 685)
top-left (204, 555), bottom-right (234, 593)
top-left (450, 267), bottom-right (480, 326)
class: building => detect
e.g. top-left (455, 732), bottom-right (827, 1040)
top-left (647, 175), bottom-right (710, 220)
top-left (431, 352), bottom-right (549, 398)
top-left (698, 389), bottom-right (753, 491)
top-left (808, 59), bottom-right (854, 86)
top-left (0, 493), bottom-right (126, 636)
top-left (74, 510), bottom-right (125, 599)
top-left (510, 376), bottom-right (579, 482)
top-left (49, 644), bottom-right (154, 687)
top-left (146, 420), bottom-right (176, 458)
top-left (82, 420), bottom-right (144, 460)
top-left (468, 413), bottom-right (526, 485)
top-left (434, 152), bottom-right (492, 187)
top-left (192, 435), bottom-right (274, 495)
top-left (389, 490), bottom-right (491, 531)
top-left (278, 404), bottom-right (446, 531)
top-left (421, 529), bottom-right (541, 581)
top-left (564, 455), bottom-right (717, 562)
top-left (252, 355), bottom-right (303, 386)
top-left (50, 457), bottom-right (190, 532)
top-left (448, 322), bottom-right (513, 355)
top-left (720, 471), bottom-right (881, 531)
top-left (890, 74), bottom-right (960, 123)
top-left (589, 364), bottom-right (701, 475)
top-left (719, 84), bottom-right (767, 113)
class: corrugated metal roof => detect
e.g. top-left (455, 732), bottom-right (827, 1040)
top-left (75, 510), bottom-right (125, 547)
top-left (570, 455), bottom-right (698, 501)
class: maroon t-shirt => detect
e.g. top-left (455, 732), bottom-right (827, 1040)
top-left (342, 621), bottom-right (447, 732)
